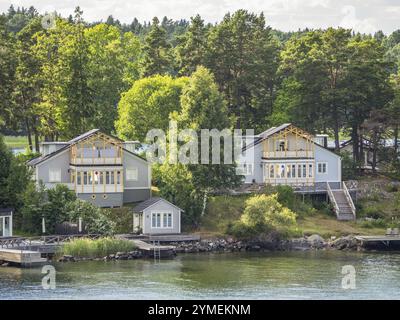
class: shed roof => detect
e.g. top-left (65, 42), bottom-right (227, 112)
top-left (133, 197), bottom-right (184, 213)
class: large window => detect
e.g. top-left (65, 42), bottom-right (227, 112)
top-left (151, 212), bottom-right (173, 229)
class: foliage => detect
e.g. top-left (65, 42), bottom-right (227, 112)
top-left (240, 194), bottom-right (297, 229)
top-left (66, 199), bottom-right (115, 235)
top-left (116, 75), bottom-right (188, 140)
top-left (153, 163), bottom-right (203, 227)
top-left (60, 237), bottom-right (136, 258)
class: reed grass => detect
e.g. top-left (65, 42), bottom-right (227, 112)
top-left (60, 237), bottom-right (136, 258)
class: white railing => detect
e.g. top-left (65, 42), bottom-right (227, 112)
top-left (71, 157), bottom-right (122, 165)
top-left (327, 182), bottom-right (339, 218)
top-left (263, 150), bottom-right (313, 158)
top-left (342, 181), bottom-right (356, 218)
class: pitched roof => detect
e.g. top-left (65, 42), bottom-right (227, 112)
top-left (243, 123), bottom-right (292, 151)
top-left (68, 129), bottom-right (100, 144)
top-left (133, 197), bottom-right (184, 213)
top-left (27, 129), bottom-right (146, 166)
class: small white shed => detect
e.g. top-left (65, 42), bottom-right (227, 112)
top-left (133, 197), bottom-right (182, 235)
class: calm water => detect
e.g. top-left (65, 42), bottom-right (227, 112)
top-left (1, 251), bottom-right (400, 300)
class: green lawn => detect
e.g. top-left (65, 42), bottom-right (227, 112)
top-left (4, 135), bottom-right (30, 148)
top-left (199, 194), bottom-right (386, 238)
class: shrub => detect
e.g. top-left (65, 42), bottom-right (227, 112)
top-left (66, 200), bottom-right (116, 235)
top-left (359, 218), bottom-right (387, 229)
top-left (241, 194), bottom-right (297, 229)
top-left (60, 237), bottom-right (136, 258)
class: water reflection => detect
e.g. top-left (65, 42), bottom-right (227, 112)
top-left (0, 251), bottom-right (399, 300)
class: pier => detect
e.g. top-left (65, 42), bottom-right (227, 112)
top-left (355, 235), bottom-right (400, 250)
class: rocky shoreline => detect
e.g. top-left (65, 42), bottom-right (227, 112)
top-left (170, 234), bottom-right (361, 253)
top-left (55, 234), bottom-right (364, 263)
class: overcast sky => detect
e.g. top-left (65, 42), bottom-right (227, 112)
top-left (1, 0), bottom-right (399, 34)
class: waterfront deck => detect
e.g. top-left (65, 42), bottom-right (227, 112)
top-left (0, 248), bottom-right (47, 266)
top-left (355, 235), bottom-right (400, 249)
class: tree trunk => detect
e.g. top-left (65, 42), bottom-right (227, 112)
top-left (25, 118), bottom-right (33, 151)
top-left (200, 189), bottom-right (209, 216)
top-left (334, 119), bottom-right (340, 152)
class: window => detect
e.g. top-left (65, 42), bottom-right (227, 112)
top-left (77, 172), bottom-right (82, 185)
top-left (152, 212), bottom-right (173, 228)
top-left (152, 213), bottom-right (162, 228)
top-left (302, 164), bottom-right (307, 178)
top-left (163, 213), bottom-right (172, 228)
top-left (309, 164), bottom-right (313, 178)
top-left (292, 164), bottom-right (296, 178)
top-left (317, 162), bottom-right (328, 174)
top-left (269, 165), bottom-right (274, 178)
top-left (126, 168), bottom-right (138, 181)
top-left (286, 164), bottom-right (292, 178)
top-left (49, 169), bottom-right (61, 182)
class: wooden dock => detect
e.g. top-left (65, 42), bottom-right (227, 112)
top-left (355, 235), bottom-right (400, 249)
top-left (132, 240), bottom-right (176, 258)
top-left (0, 248), bottom-right (47, 266)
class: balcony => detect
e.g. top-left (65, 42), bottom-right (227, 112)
top-left (71, 157), bottom-right (122, 165)
top-left (263, 150), bottom-right (314, 158)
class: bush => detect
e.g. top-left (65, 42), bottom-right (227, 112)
top-left (359, 218), bottom-right (387, 229)
top-left (241, 194), bottom-right (297, 229)
top-left (263, 184), bottom-right (316, 217)
top-left (226, 221), bottom-right (271, 239)
top-left (60, 237), bottom-right (136, 258)
top-left (66, 200), bottom-right (116, 235)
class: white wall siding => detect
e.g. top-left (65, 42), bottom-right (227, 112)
top-left (314, 145), bottom-right (341, 183)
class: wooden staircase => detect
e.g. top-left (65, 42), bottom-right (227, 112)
top-left (327, 182), bottom-right (356, 221)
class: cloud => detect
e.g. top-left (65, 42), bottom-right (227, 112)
top-left (1, 0), bottom-right (399, 34)
top-left (339, 5), bottom-right (377, 34)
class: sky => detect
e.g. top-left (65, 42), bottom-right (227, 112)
top-left (1, 0), bottom-right (400, 34)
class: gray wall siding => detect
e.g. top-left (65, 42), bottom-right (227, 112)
top-left (78, 193), bottom-right (123, 207)
top-left (315, 145), bottom-right (341, 183)
top-left (142, 201), bottom-right (181, 234)
top-left (36, 150), bottom-right (70, 188)
top-left (122, 151), bottom-right (151, 189)
top-left (123, 188), bottom-right (151, 204)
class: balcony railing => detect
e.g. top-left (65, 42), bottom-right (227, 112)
top-left (71, 157), bottom-right (122, 165)
top-left (263, 150), bottom-right (313, 158)
top-left (65, 183), bottom-right (123, 193)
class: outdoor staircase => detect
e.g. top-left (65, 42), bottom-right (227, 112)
top-left (327, 182), bottom-right (356, 221)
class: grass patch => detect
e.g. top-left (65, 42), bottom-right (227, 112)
top-left (59, 237), bottom-right (136, 258)
top-left (296, 214), bottom-right (386, 238)
top-left (4, 135), bottom-right (29, 148)
top-left (201, 195), bottom-right (387, 239)
top-left (200, 195), bottom-right (250, 236)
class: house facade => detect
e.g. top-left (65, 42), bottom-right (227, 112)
top-left (27, 129), bottom-right (151, 208)
top-left (238, 124), bottom-right (341, 186)
top-left (238, 124), bottom-right (355, 221)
